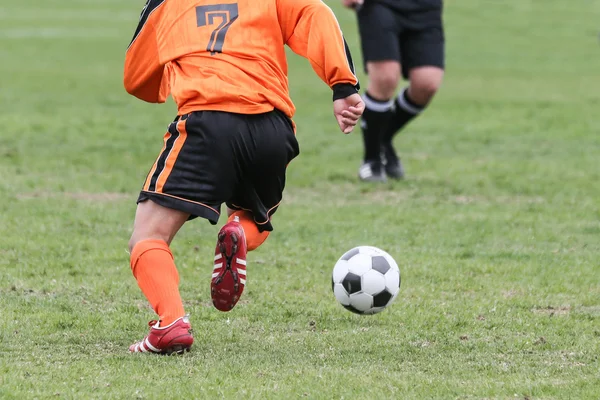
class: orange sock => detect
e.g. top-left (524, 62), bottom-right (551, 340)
top-left (130, 239), bottom-right (185, 326)
top-left (228, 211), bottom-right (270, 251)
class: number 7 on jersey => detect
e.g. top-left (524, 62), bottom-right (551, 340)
top-left (196, 4), bottom-right (239, 55)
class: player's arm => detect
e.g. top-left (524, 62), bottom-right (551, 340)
top-left (277, 0), bottom-right (360, 101)
top-left (123, 0), bottom-right (169, 103)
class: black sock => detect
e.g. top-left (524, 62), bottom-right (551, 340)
top-left (382, 87), bottom-right (424, 145)
top-left (361, 92), bottom-right (395, 163)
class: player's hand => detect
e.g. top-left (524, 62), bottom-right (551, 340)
top-left (341, 0), bottom-right (363, 9)
top-left (333, 93), bottom-right (365, 134)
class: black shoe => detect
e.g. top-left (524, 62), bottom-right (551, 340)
top-left (382, 143), bottom-right (404, 180)
top-left (358, 161), bottom-right (387, 182)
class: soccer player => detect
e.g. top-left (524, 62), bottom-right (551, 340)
top-left (123, 0), bottom-right (364, 354)
top-left (342, 0), bottom-right (445, 181)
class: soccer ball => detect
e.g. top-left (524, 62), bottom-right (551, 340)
top-left (331, 246), bottom-right (401, 315)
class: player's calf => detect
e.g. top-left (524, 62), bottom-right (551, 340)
top-left (227, 211), bottom-right (269, 251)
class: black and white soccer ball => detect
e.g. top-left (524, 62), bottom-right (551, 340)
top-left (332, 246), bottom-right (401, 315)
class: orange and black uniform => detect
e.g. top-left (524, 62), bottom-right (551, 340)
top-left (124, 0), bottom-right (359, 230)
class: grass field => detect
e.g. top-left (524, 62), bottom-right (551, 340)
top-left (1, 0), bottom-right (600, 398)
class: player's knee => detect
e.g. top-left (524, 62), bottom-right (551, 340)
top-left (409, 67), bottom-right (444, 105)
top-left (373, 73), bottom-right (399, 90)
top-left (367, 62), bottom-right (401, 99)
top-left (128, 237), bottom-right (137, 254)
top-left (128, 236), bottom-right (144, 254)
top-left (369, 76), bottom-right (400, 99)
top-left (128, 231), bottom-right (170, 254)
top-left (410, 79), bottom-right (441, 105)
top-left (128, 200), bottom-right (188, 253)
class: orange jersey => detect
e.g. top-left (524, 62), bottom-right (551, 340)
top-left (124, 0), bottom-right (359, 118)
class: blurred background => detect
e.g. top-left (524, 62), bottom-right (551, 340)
top-left (1, 0), bottom-right (599, 398)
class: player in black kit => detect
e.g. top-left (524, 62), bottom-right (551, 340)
top-left (342, 0), bottom-right (445, 181)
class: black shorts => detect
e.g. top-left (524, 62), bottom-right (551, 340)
top-left (138, 109), bottom-right (299, 232)
top-left (357, 2), bottom-right (445, 79)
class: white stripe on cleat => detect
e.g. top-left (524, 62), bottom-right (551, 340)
top-left (145, 338), bottom-right (160, 353)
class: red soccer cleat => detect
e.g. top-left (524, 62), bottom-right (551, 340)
top-left (129, 315), bottom-right (193, 355)
top-left (211, 217), bottom-right (247, 311)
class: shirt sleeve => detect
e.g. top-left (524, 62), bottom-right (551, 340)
top-left (277, 0), bottom-right (360, 99)
top-left (123, 0), bottom-right (169, 103)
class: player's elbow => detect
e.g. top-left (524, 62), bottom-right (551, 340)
top-left (123, 67), bottom-right (139, 95)
top-left (124, 63), bottom-right (167, 103)
top-left (124, 83), bottom-right (148, 101)
top-left (124, 78), bottom-right (137, 97)
top-left (124, 63), bottom-right (147, 98)
top-left (123, 77), bottom-right (160, 103)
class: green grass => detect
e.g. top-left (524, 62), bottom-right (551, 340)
top-left (2, 0), bottom-right (600, 398)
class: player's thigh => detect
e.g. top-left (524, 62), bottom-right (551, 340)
top-left (137, 112), bottom-right (245, 227)
top-left (129, 199), bottom-right (189, 250)
top-left (227, 110), bottom-right (299, 231)
top-left (357, 3), bottom-right (401, 69)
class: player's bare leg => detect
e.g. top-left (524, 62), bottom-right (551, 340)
top-left (128, 200), bottom-right (193, 354)
top-left (211, 208), bottom-right (270, 311)
top-left (407, 66), bottom-right (444, 107)
top-left (367, 61), bottom-right (401, 100)
top-left (359, 60), bottom-right (401, 182)
top-left (382, 66), bottom-right (444, 179)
